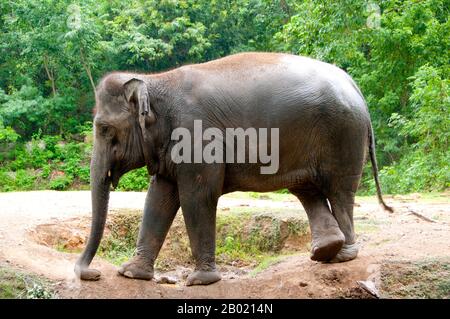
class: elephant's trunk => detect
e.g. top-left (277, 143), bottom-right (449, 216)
top-left (74, 145), bottom-right (111, 280)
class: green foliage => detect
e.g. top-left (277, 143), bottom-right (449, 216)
top-left (49, 175), bottom-right (74, 191)
top-left (0, 266), bottom-right (55, 299)
top-left (215, 211), bottom-right (309, 264)
top-left (97, 211), bottom-right (142, 265)
top-left (0, 86), bottom-right (79, 138)
top-left (11, 169), bottom-right (36, 191)
top-left (403, 65), bottom-right (449, 152)
top-left (25, 283), bottom-right (55, 299)
top-left (0, 132), bottom-right (92, 191)
top-left (0, 0), bottom-right (448, 193)
top-left (362, 65), bottom-right (449, 193)
top-left (0, 120), bottom-right (19, 144)
top-left (116, 167), bottom-right (150, 191)
top-left (249, 255), bottom-right (287, 277)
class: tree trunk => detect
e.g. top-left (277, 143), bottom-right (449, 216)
top-left (43, 54), bottom-right (57, 97)
top-left (80, 47), bottom-right (97, 95)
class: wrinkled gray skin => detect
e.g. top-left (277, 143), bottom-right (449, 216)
top-left (75, 52), bottom-right (392, 285)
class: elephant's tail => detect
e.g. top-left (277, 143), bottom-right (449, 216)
top-left (368, 125), bottom-right (394, 213)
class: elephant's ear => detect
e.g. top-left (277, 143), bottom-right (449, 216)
top-left (123, 78), bottom-right (156, 127)
top-left (123, 78), bottom-right (155, 175)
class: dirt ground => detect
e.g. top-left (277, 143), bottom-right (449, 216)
top-left (0, 190), bottom-right (449, 298)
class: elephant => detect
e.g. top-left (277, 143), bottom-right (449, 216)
top-left (75, 52), bottom-right (392, 286)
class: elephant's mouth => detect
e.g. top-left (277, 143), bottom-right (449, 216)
top-left (108, 165), bottom-right (122, 189)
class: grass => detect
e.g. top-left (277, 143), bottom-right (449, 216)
top-left (249, 254), bottom-right (294, 277)
top-left (380, 258), bottom-right (450, 298)
top-left (0, 265), bottom-right (56, 299)
top-left (97, 211), bottom-right (141, 266)
top-left (215, 208), bottom-right (308, 266)
top-left (222, 191), bottom-right (295, 202)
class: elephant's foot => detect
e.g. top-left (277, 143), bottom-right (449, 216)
top-left (75, 264), bottom-right (101, 281)
top-left (79, 268), bottom-right (102, 281)
top-left (118, 255), bottom-right (154, 280)
top-left (186, 269), bottom-right (221, 286)
top-left (185, 259), bottom-right (221, 286)
top-left (310, 228), bottom-right (345, 262)
top-left (329, 243), bottom-right (359, 263)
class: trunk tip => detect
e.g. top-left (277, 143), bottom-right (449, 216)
top-left (382, 202), bottom-right (394, 213)
top-left (75, 263), bottom-right (102, 281)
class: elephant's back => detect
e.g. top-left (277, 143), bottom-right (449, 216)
top-left (188, 52), bottom-right (282, 71)
top-left (178, 52), bottom-right (369, 126)
top-left (277, 54), bottom-right (367, 112)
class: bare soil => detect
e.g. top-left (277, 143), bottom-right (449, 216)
top-left (0, 190), bottom-right (449, 298)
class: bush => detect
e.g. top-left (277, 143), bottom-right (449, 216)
top-left (0, 266), bottom-right (55, 299)
top-left (0, 131), bottom-right (92, 191)
top-left (0, 169), bottom-right (15, 191)
top-left (361, 65), bottom-right (449, 194)
top-left (116, 167), bottom-right (150, 191)
top-left (0, 85), bottom-right (82, 139)
top-left (49, 175), bottom-right (73, 190)
top-left (14, 169), bottom-right (37, 190)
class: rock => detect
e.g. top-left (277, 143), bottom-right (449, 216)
top-left (176, 267), bottom-right (192, 280)
top-left (66, 234), bottom-right (85, 250)
top-left (357, 280), bottom-right (380, 298)
top-left (156, 275), bottom-right (178, 284)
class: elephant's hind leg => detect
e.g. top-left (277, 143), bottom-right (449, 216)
top-left (290, 188), bottom-right (345, 262)
top-left (328, 182), bottom-right (360, 263)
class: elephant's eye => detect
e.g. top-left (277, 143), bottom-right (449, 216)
top-left (111, 135), bottom-right (118, 146)
top-left (100, 125), bottom-right (115, 139)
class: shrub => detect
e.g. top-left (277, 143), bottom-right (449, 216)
top-left (49, 174), bottom-right (73, 190)
top-left (116, 167), bottom-right (150, 191)
top-left (0, 131), bottom-right (92, 191)
top-left (361, 65), bottom-right (449, 194)
top-left (0, 169), bottom-right (15, 191)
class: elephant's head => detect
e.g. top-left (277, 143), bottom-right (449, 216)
top-left (75, 73), bottom-right (156, 280)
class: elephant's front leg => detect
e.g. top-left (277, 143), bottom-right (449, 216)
top-left (118, 175), bottom-right (180, 280)
top-left (178, 166), bottom-right (224, 286)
